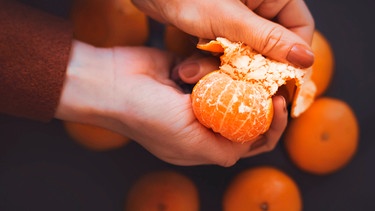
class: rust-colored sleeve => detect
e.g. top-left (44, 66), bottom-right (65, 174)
top-left (0, 0), bottom-right (73, 121)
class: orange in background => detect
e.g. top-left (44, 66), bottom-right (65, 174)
top-left (164, 25), bottom-right (197, 57)
top-left (284, 97), bottom-right (359, 175)
top-left (125, 170), bottom-right (200, 211)
top-left (64, 121), bottom-right (130, 151)
top-left (283, 30), bottom-right (334, 104)
top-left (310, 30), bottom-right (335, 97)
top-left (66, 0), bottom-right (148, 149)
top-left (71, 0), bottom-right (149, 47)
top-left (223, 166), bottom-right (302, 211)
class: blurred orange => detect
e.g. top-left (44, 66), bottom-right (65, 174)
top-left (284, 97), bottom-right (359, 175)
top-left (310, 30), bottom-right (335, 96)
top-left (64, 121), bottom-right (130, 151)
top-left (125, 170), bottom-right (200, 211)
top-left (223, 166), bottom-right (302, 211)
top-left (71, 0), bottom-right (149, 47)
top-left (164, 25), bottom-right (197, 57)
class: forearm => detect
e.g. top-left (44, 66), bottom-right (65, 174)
top-left (0, 0), bottom-right (72, 121)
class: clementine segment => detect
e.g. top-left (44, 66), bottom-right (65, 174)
top-left (311, 30), bottom-right (335, 96)
top-left (223, 166), bottom-right (302, 211)
top-left (284, 97), bottom-right (359, 175)
top-left (125, 170), bottom-right (199, 211)
top-left (64, 121), bottom-right (130, 151)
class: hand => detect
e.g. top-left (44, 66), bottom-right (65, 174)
top-left (132, 0), bottom-right (314, 68)
top-left (55, 40), bottom-right (287, 166)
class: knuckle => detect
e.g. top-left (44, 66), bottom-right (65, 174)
top-left (258, 26), bottom-right (285, 55)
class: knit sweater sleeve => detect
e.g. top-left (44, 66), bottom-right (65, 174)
top-left (0, 0), bottom-right (73, 122)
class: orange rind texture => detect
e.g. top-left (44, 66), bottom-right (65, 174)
top-left (192, 37), bottom-right (316, 143)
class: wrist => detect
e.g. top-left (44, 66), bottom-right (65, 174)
top-left (55, 40), bottom-right (116, 125)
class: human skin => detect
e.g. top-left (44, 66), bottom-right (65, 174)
top-left (131, 0), bottom-right (315, 67)
top-left (56, 0), bottom-right (314, 166)
top-left (55, 41), bottom-right (287, 166)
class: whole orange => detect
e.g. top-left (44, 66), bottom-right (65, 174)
top-left (71, 0), bottom-right (149, 47)
top-left (125, 170), bottom-right (199, 211)
top-left (63, 121), bottom-right (130, 151)
top-left (284, 97), bottom-right (359, 175)
top-left (192, 71), bottom-right (274, 143)
top-left (310, 30), bottom-right (335, 96)
top-left (223, 166), bottom-right (302, 211)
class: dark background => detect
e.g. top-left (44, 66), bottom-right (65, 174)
top-left (1, 0), bottom-right (375, 210)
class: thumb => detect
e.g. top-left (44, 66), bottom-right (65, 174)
top-left (175, 54), bottom-right (220, 84)
top-left (244, 17), bottom-right (315, 68)
top-left (208, 4), bottom-right (314, 68)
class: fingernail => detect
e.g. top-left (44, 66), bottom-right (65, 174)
top-left (179, 62), bottom-right (200, 79)
top-left (286, 44), bottom-right (314, 68)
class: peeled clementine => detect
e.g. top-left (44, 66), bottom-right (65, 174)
top-left (311, 30), bottom-right (335, 97)
top-left (71, 0), bottom-right (149, 47)
top-left (64, 121), bottom-right (130, 151)
top-left (223, 166), bottom-right (302, 211)
top-left (192, 37), bottom-right (316, 143)
top-left (284, 97), bottom-right (359, 175)
top-left (125, 170), bottom-right (199, 211)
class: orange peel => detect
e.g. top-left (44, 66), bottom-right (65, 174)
top-left (191, 37), bottom-right (316, 143)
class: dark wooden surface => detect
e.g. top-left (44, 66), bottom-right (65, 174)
top-left (1, 0), bottom-right (375, 210)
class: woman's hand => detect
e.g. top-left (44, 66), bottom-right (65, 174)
top-left (55, 40), bottom-right (287, 166)
top-left (132, 0), bottom-right (314, 68)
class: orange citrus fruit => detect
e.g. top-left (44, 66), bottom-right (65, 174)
top-left (310, 30), bottom-right (335, 97)
top-left (191, 37), bottom-right (316, 143)
top-left (70, 0), bottom-right (149, 47)
top-left (125, 170), bottom-right (199, 211)
top-left (64, 121), bottom-right (130, 151)
top-left (223, 166), bottom-right (302, 211)
top-left (284, 97), bottom-right (359, 175)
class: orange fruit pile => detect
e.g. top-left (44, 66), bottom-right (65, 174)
top-left (125, 170), bottom-right (200, 211)
top-left (284, 97), bottom-right (359, 175)
top-left (191, 37), bottom-right (316, 143)
top-left (223, 166), bottom-right (302, 211)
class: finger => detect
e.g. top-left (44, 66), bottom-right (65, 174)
top-left (175, 53), bottom-right (220, 84)
top-left (180, 126), bottom-right (254, 167)
top-left (242, 95), bottom-right (288, 157)
top-left (201, 134), bottom-right (254, 167)
top-left (262, 0), bottom-right (315, 44)
top-left (244, 0), bottom-right (314, 43)
top-left (203, 2), bottom-right (314, 68)
top-left (242, 0), bottom-right (314, 56)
